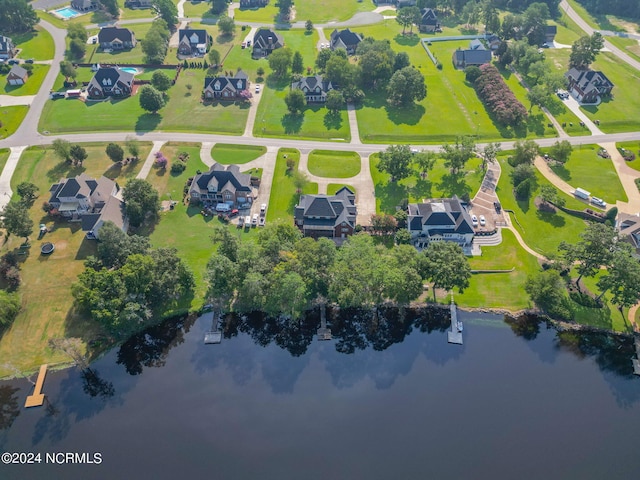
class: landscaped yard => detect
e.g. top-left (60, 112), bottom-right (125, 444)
top-left (13, 26), bottom-right (55, 60)
top-left (0, 106), bottom-right (29, 139)
top-left (0, 149), bottom-right (10, 173)
top-left (370, 153), bottom-right (483, 214)
top-left (616, 141), bottom-right (640, 171)
top-left (327, 183), bottom-right (356, 195)
top-left (2, 65), bottom-right (50, 96)
top-left (210, 144), bottom-right (266, 164)
top-left (546, 144), bottom-right (628, 204)
top-left (308, 150), bottom-right (361, 178)
top-left (88, 22), bottom-right (157, 65)
top-left (121, 6), bottom-right (159, 21)
top-left (183, 1), bottom-right (215, 18)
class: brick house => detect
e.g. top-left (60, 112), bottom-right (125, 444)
top-left (294, 187), bottom-right (357, 241)
top-left (203, 71), bottom-right (249, 100)
top-left (189, 163), bottom-right (253, 207)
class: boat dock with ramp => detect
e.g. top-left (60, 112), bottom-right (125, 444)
top-left (447, 298), bottom-right (463, 345)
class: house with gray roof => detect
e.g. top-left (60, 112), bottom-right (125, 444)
top-left (87, 67), bottom-right (134, 99)
top-left (565, 68), bottom-right (614, 104)
top-left (452, 40), bottom-right (492, 69)
top-left (240, 0), bottom-right (269, 7)
top-left (124, 0), bottom-right (153, 8)
top-left (419, 8), bottom-right (440, 33)
top-left (407, 196), bottom-right (475, 251)
top-left (98, 27), bottom-right (137, 50)
top-left (291, 75), bottom-right (334, 103)
top-left (252, 29), bottom-right (284, 57)
top-left (71, 0), bottom-right (98, 11)
top-left (329, 29), bottom-right (363, 55)
top-left (616, 212), bottom-right (640, 258)
top-left (189, 163), bottom-right (253, 207)
top-left (544, 25), bottom-right (557, 44)
top-left (48, 174), bottom-right (127, 239)
top-left (177, 29), bottom-right (212, 56)
top-left (7, 65), bottom-right (28, 86)
top-left (0, 35), bottom-right (16, 60)
top-left (294, 187), bottom-right (356, 241)
top-left (203, 71), bottom-right (249, 100)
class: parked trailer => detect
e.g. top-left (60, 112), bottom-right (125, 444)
top-left (573, 187), bottom-right (591, 200)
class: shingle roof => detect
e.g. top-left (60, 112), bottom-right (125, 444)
top-left (421, 8), bottom-right (438, 25)
top-left (91, 67), bottom-right (134, 89)
top-left (294, 188), bottom-right (356, 230)
top-left (204, 75), bottom-right (248, 93)
top-left (454, 48), bottom-right (492, 66)
top-left (408, 197), bottom-right (474, 235)
top-left (291, 75), bottom-right (333, 96)
top-left (8, 65), bottom-right (28, 79)
top-left (330, 29), bottom-right (363, 49)
top-left (98, 27), bottom-right (135, 44)
top-left (179, 29), bottom-right (209, 45)
top-left (253, 29), bottom-right (284, 49)
top-left (191, 163), bottom-right (252, 195)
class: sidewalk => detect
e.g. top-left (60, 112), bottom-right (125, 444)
top-left (137, 141), bottom-right (166, 179)
top-left (0, 146), bottom-right (26, 210)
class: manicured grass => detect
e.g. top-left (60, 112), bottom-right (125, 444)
top-left (293, 0), bottom-right (375, 23)
top-left (88, 22), bottom-right (157, 65)
top-left (37, 10), bottom-right (68, 30)
top-left (12, 26), bottom-right (55, 60)
top-left (2, 64), bottom-right (50, 96)
top-left (327, 183), bottom-right (356, 195)
top-left (234, 4), bottom-right (280, 23)
top-left (0, 149), bottom-right (10, 174)
top-left (183, 1), bottom-right (215, 18)
top-left (307, 150), bottom-right (361, 178)
top-left (607, 36), bottom-right (640, 63)
top-left (370, 153), bottom-right (483, 214)
top-left (616, 141), bottom-right (640, 171)
top-left (546, 144), bottom-right (628, 204)
top-left (68, 9), bottom-right (115, 26)
top-left (496, 155), bottom-right (587, 257)
top-left (457, 229), bottom-right (541, 311)
top-left (121, 7), bottom-right (158, 21)
top-left (210, 144), bottom-right (266, 164)
top-left (0, 106), bottom-right (29, 139)
top-left (267, 148), bottom-right (318, 222)
top-left (0, 142), bottom-right (151, 376)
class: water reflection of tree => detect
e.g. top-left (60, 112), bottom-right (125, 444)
top-left (81, 369), bottom-right (115, 399)
top-left (0, 385), bottom-right (20, 430)
top-left (505, 314), bottom-right (542, 341)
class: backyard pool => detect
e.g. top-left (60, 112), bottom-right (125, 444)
top-left (120, 67), bottom-right (139, 74)
top-left (53, 7), bottom-right (82, 19)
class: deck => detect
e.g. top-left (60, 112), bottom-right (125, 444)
top-left (25, 364), bottom-right (47, 408)
top-left (447, 301), bottom-right (463, 345)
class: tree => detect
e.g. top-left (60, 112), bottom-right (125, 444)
top-left (549, 140), bottom-right (573, 164)
top-left (0, 290), bottom-right (20, 328)
top-left (285, 89), bottom-right (306, 114)
top-left (218, 15), bottom-right (235, 36)
top-left (257, 66), bottom-right (265, 78)
top-left (539, 184), bottom-right (565, 208)
top-left (69, 38), bottom-right (86, 60)
top-left (512, 139), bottom-right (539, 165)
top-left (441, 136), bottom-right (475, 176)
top-left (151, 70), bottom-right (172, 91)
top-left (208, 48), bottom-right (221, 67)
top-left (96, 222), bottom-right (150, 269)
top-left (292, 170), bottom-right (308, 194)
top-left (67, 23), bottom-right (87, 43)
top-left (464, 65), bottom-right (482, 83)
top-left (386, 66), bottom-right (426, 106)
top-left (481, 142), bottom-right (501, 171)
top-left (60, 61), bottom-right (77, 80)
top-left (2, 202), bottom-right (33, 242)
top-left (16, 182), bottom-right (38, 208)
top-left (325, 89), bottom-right (344, 113)
top-left (305, 20), bottom-right (314, 33)
top-left (291, 51), bottom-right (304, 74)
top-left (125, 137), bottom-right (140, 159)
top-left (211, 0), bottom-right (228, 14)
top-left (522, 1), bottom-right (550, 46)
top-left (511, 163), bottom-right (536, 188)
top-left (153, 0), bottom-right (178, 27)
top-left (475, 64), bottom-right (528, 126)
top-left (378, 144), bottom-right (413, 182)
top-left (277, 0), bottom-right (293, 20)
top-left (265, 270), bottom-right (308, 320)
top-left (396, 7), bottom-right (414, 34)
top-left (525, 270), bottom-right (572, 320)
top-left (106, 143), bottom-right (124, 164)
top-left (527, 84), bottom-right (549, 112)
top-left (52, 139), bottom-right (72, 163)
top-left (371, 214), bottom-right (398, 234)
top-left (269, 48), bottom-right (293, 77)
top-left (69, 144), bottom-right (87, 166)
top-left (142, 29), bottom-right (167, 64)
top-left (139, 85), bottom-right (165, 113)
top-left (393, 51), bottom-right (410, 72)
top-left (0, 0), bottom-right (39, 34)
top-left (101, 0), bottom-right (119, 17)
top-left (122, 179), bottom-right (160, 228)
top-left (358, 43), bottom-right (395, 89)
top-left (413, 151), bottom-right (436, 179)
top-left (423, 241), bottom-right (472, 302)
top-left (569, 32), bottom-right (604, 70)
top-left (596, 243), bottom-right (640, 308)
top-left (206, 253), bottom-right (240, 311)
top-left (315, 48), bottom-right (333, 71)
top-left (395, 229), bottom-right (412, 245)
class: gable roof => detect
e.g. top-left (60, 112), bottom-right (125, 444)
top-left (408, 197), bottom-right (474, 235)
top-left (8, 65), bottom-right (28, 79)
top-left (178, 29), bottom-right (209, 45)
top-left (545, 25), bottom-right (558, 35)
top-left (98, 26), bottom-right (135, 44)
top-left (291, 75), bottom-right (333, 95)
top-left (89, 67), bottom-right (134, 90)
top-left (469, 39), bottom-right (486, 50)
top-left (329, 29), bottom-right (363, 49)
top-left (421, 7), bottom-right (438, 25)
top-left (566, 67), bottom-right (614, 91)
top-left (454, 48), bottom-right (492, 66)
top-left (191, 163), bottom-right (252, 194)
top-left (253, 29), bottom-right (284, 49)
top-left (0, 35), bottom-right (14, 52)
top-left (204, 74), bottom-right (248, 93)
top-left (294, 187), bottom-right (356, 230)
top-left (617, 213), bottom-right (640, 250)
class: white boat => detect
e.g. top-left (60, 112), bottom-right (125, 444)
top-left (457, 321), bottom-right (463, 332)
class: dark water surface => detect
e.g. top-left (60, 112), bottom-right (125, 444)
top-left (1, 310), bottom-right (640, 480)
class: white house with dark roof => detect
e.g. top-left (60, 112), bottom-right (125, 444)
top-left (252, 29), bottom-right (284, 57)
top-left (98, 27), bottom-right (137, 50)
top-left (203, 71), bottom-right (249, 100)
top-left (616, 212), bottom-right (640, 258)
top-left (177, 29), bottom-right (212, 56)
top-left (407, 196), bottom-right (475, 252)
top-left (291, 75), bottom-right (334, 103)
top-left (48, 174), bottom-right (127, 239)
top-left (329, 29), bottom-right (363, 55)
top-left (294, 187), bottom-right (356, 241)
top-left (87, 67), bottom-right (134, 99)
top-left (565, 68), bottom-right (614, 104)
top-left (0, 35), bottom-right (16, 60)
top-left (189, 163), bottom-right (253, 207)
top-left (419, 8), bottom-right (440, 33)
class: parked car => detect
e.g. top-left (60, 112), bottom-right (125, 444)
top-left (51, 92), bottom-right (65, 99)
top-left (471, 215), bottom-right (478, 227)
top-left (259, 217), bottom-right (265, 227)
top-left (590, 196), bottom-right (606, 208)
top-left (260, 203), bottom-right (266, 215)
top-left (25, 58), bottom-right (34, 64)
top-left (244, 216), bottom-right (251, 227)
top-left (479, 215), bottom-right (486, 226)
top-left (8, 59), bottom-right (19, 65)
top-left (247, 40), bottom-right (251, 47)
top-left (228, 209), bottom-right (239, 218)
top-left (251, 213), bottom-right (259, 226)
top-left (494, 201), bottom-right (501, 213)
top-left (255, 85), bottom-right (261, 93)
top-left (241, 42), bottom-right (246, 49)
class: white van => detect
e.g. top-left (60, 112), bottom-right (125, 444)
top-left (215, 203), bottom-right (231, 212)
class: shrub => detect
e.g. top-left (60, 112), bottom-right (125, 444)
top-left (171, 162), bottom-right (186, 174)
top-left (474, 64), bottom-right (528, 126)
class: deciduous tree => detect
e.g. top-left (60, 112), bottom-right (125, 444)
top-left (386, 66), bottom-right (426, 106)
top-left (151, 70), bottom-right (172, 91)
top-left (122, 179), bottom-right (160, 228)
top-left (291, 51), bottom-right (304, 74)
top-left (423, 241), bottom-right (471, 302)
top-left (285, 89), bottom-right (305, 114)
top-left (378, 144), bottom-right (413, 182)
top-left (69, 144), bottom-right (87, 166)
top-left (549, 140), bottom-right (573, 164)
top-left (569, 32), bottom-right (604, 70)
top-left (441, 136), bottom-right (475, 176)
top-left (0, 0), bottom-right (38, 34)
top-left (16, 182), bottom-right (38, 208)
top-left (1, 202), bottom-right (33, 242)
top-left (139, 85), bottom-right (165, 113)
top-left (106, 143), bottom-right (124, 163)
top-left (218, 15), bottom-right (235, 36)
top-left (268, 47), bottom-right (293, 77)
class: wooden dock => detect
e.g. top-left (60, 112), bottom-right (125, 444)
top-left (204, 312), bottom-right (222, 344)
top-left (447, 301), bottom-right (463, 345)
top-left (317, 304), bottom-right (332, 341)
top-left (25, 364), bottom-right (47, 408)
top-left (633, 338), bottom-right (640, 376)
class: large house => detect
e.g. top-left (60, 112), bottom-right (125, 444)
top-left (294, 187), bottom-right (357, 241)
top-left (177, 29), bottom-right (212, 56)
top-left (407, 196), bottom-right (475, 251)
top-left (124, 0), bottom-right (153, 8)
top-left (189, 163), bottom-right (253, 207)
top-left (291, 75), bottom-right (334, 103)
top-left (48, 174), bottom-right (127, 239)
top-left (97, 27), bottom-right (137, 50)
top-left (252, 29), bottom-right (284, 57)
top-left (329, 29), bottom-right (363, 55)
top-left (0, 35), bottom-right (16, 60)
top-left (71, 0), bottom-right (97, 11)
top-left (87, 67), bottom-right (134, 99)
top-left (616, 213), bottom-right (640, 258)
top-left (565, 68), bottom-right (614, 104)
top-left (240, 0), bottom-right (269, 7)
top-left (203, 71), bottom-right (249, 100)
top-left (486, 34), bottom-right (502, 51)
top-left (452, 39), bottom-right (492, 69)
top-left (419, 8), bottom-right (440, 33)
top-left (544, 25), bottom-right (557, 45)
top-left (7, 65), bottom-right (28, 86)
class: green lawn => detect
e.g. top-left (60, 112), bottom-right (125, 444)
top-left (267, 148), bottom-right (318, 222)
top-left (308, 150), bottom-right (361, 178)
top-left (13, 26), bottom-right (55, 60)
top-left (456, 229), bottom-right (541, 311)
top-left (327, 183), bottom-right (356, 195)
top-left (68, 9), bottom-right (116, 26)
top-left (233, 4), bottom-right (280, 23)
top-left (88, 22), bottom-right (158, 65)
top-left (2, 65), bottom-right (50, 96)
top-left (0, 106), bottom-right (29, 139)
top-left (210, 144), bottom-right (266, 164)
top-left (121, 6), bottom-right (158, 21)
top-left (183, 1), bottom-right (215, 18)
top-left (293, 0), bottom-right (375, 23)
top-left (546, 144), bottom-right (628, 204)
top-left (496, 155), bottom-right (587, 257)
top-left (616, 141), bottom-right (640, 171)
top-left (36, 10), bottom-right (68, 30)
top-left (607, 36), bottom-right (640, 63)
top-left (370, 153), bottom-right (483, 214)
top-left (0, 149), bottom-right (10, 174)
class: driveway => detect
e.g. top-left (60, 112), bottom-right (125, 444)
top-left (599, 142), bottom-right (640, 213)
top-left (0, 95), bottom-right (36, 106)
top-left (560, 95), bottom-right (604, 135)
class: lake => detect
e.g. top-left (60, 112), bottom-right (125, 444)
top-left (1, 308), bottom-right (639, 480)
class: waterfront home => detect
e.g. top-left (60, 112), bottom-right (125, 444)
top-left (294, 187), bottom-right (357, 241)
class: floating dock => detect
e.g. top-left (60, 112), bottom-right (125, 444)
top-left (447, 301), bottom-right (463, 345)
top-left (25, 364), bottom-right (47, 408)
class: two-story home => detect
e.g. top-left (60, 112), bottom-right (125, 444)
top-left (252, 29), bottom-right (284, 57)
top-left (291, 75), bottom-right (334, 103)
top-left (407, 196), bottom-right (475, 251)
top-left (97, 27), bottom-right (137, 50)
top-left (294, 187), bottom-right (357, 242)
top-left (7, 65), bottom-right (28, 86)
top-left (329, 29), bottom-right (363, 55)
top-left (565, 68), bottom-right (614, 104)
top-left (203, 71), bottom-right (249, 100)
top-left (124, 0), bottom-right (153, 8)
top-left (419, 8), bottom-right (440, 33)
top-left (177, 29), bottom-right (212, 56)
top-left (87, 67), bottom-right (134, 99)
top-left (240, 0), bottom-right (269, 7)
top-left (71, 0), bottom-right (98, 11)
top-left (452, 39), bottom-right (492, 69)
top-left (48, 174), bottom-right (127, 239)
top-left (189, 163), bottom-right (253, 207)
top-left (0, 35), bottom-right (16, 60)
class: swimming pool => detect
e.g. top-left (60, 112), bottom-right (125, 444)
top-left (53, 7), bottom-right (81, 19)
top-left (119, 67), bottom-right (139, 74)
